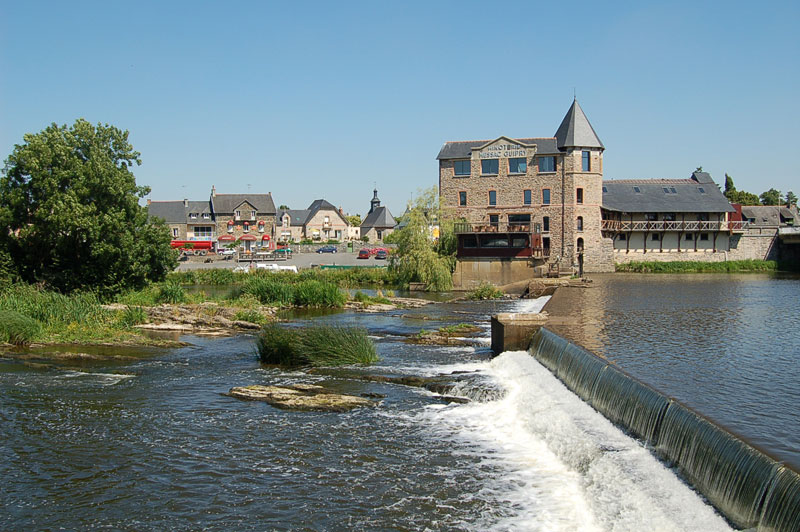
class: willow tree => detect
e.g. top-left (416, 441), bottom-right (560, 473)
top-left (390, 187), bottom-right (455, 291)
top-left (0, 119), bottom-right (176, 296)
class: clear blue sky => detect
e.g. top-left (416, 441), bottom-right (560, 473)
top-left (2, 0), bottom-right (798, 216)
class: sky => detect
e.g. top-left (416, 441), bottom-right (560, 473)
top-left (1, 0), bottom-right (798, 216)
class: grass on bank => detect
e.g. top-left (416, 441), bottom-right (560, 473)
top-left (615, 259), bottom-right (788, 273)
top-left (0, 284), bottom-right (168, 346)
top-left (166, 266), bottom-right (399, 289)
top-left (257, 324), bottom-right (378, 366)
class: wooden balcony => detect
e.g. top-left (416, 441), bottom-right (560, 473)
top-left (454, 222), bottom-right (535, 234)
top-left (601, 220), bottom-right (749, 233)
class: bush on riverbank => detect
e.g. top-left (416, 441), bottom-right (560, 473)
top-left (257, 324), bottom-right (378, 366)
top-left (615, 260), bottom-right (783, 273)
top-left (167, 266), bottom-right (399, 289)
top-left (467, 282), bottom-right (504, 300)
top-left (0, 310), bottom-right (42, 345)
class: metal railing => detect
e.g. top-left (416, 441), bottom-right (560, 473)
top-left (601, 220), bottom-right (749, 232)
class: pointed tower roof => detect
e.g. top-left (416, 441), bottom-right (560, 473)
top-left (554, 98), bottom-right (604, 150)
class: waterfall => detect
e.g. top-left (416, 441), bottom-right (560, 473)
top-left (529, 327), bottom-right (800, 532)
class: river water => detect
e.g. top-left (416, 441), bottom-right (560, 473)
top-left (2, 284), bottom-right (779, 531)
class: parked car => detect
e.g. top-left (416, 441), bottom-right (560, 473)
top-left (375, 249), bottom-right (388, 260)
top-left (370, 247), bottom-right (389, 256)
top-left (316, 245), bottom-right (337, 254)
top-left (219, 248), bottom-right (237, 256)
top-left (357, 248), bottom-right (370, 259)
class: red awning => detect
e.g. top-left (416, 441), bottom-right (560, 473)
top-left (258, 220), bottom-right (265, 225)
top-left (227, 220), bottom-right (234, 226)
top-left (218, 235), bottom-right (236, 242)
top-left (238, 234), bottom-right (257, 241)
top-left (261, 235), bottom-right (270, 241)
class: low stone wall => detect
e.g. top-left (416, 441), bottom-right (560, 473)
top-left (452, 258), bottom-right (541, 290)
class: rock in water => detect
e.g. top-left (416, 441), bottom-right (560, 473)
top-left (228, 384), bottom-right (374, 412)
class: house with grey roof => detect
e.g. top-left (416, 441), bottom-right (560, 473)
top-left (360, 189), bottom-right (395, 243)
top-left (147, 199), bottom-right (215, 243)
top-left (601, 171), bottom-right (744, 256)
top-left (277, 199), bottom-right (350, 242)
top-left (210, 186), bottom-right (277, 253)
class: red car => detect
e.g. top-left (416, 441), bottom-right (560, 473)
top-left (357, 249), bottom-right (370, 259)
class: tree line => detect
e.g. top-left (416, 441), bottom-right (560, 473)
top-left (723, 173), bottom-right (796, 207)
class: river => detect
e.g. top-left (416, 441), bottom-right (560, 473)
top-left (2, 278), bottom-right (792, 530)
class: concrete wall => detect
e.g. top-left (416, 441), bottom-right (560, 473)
top-left (452, 258), bottom-right (540, 290)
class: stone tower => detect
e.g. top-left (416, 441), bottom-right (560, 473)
top-left (554, 98), bottom-right (611, 271)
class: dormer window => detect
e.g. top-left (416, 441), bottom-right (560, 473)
top-left (633, 186), bottom-right (641, 193)
top-left (189, 213), bottom-right (198, 219)
top-left (202, 213), bottom-right (210, 219)
top-left (235, 210), bottom-right (241, 220)
top-left (698, 187), bottom-right (706, 194)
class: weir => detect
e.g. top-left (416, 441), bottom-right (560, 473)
top-left (526, 326), bottom-right (800, 531)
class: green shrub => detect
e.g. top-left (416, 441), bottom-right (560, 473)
top-left (117, 306), bottom-right (148, 328)
top-left (157, 281), bottom-right (186, 304)
top-left (467, 281), bottom-right (503, 300)
top-left (233, 309), bottom-right (268, 325)
top-left (293, 280), bottom-right (346, 308)
top-left (0, 310), bottom-right (42, 345)
top-left (351, 291), bottom-right (370, 303)
top-left (257, 324), bottom-right (378, 366)
top-left (615, 260), bottom-right (781, 273)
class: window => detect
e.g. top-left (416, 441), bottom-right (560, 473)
top-left (670, 187), bottom-right (677, 194)
top-left (685, 234), bottom-right (693, 241)
top-left (195, 226), bottom-right (213, 238)
top-left (202, 213), bottom-right (210, 219)
top-left (481, 159), bottom-right (499, 175)
top-left (633, 186), bottom-right (641, 194)
top-left (508, 214), bottom-right (531, 225)
top-left (523, 189), bottom-right (532, 205)
top-left (454, 160), bottom-right (470, 176)
top-left (617, 233), bottom-right (627, 241)
top-left (664, 213), bottom-right (676, 221)
top-left (377, 230), bottom-right (383, 239)
top-left (235, 210), bottom-right (241, 219)
top-left (479, 235), bottom-right (510, 248)
top-left (543, 216), bottom-right (550, 232)
top-left (543, 236), bottom-right (551, 250)
top-left (652, 233), bottom-right (660, 241)
top-left (462, 235), bottom-right (478, 248)
top-left (172, 227), bottom-right (178, 238)
top-left (511, 235), bottom-right (529, 247)
top-left (459, 191), bottom-right (467, 206)
top-left (189, 213), bottom-right (198, 219)
top-left (663, 187), bottom-right (670, 194)
top-left (577, 237), bottom-right (584, 252)
top-left (698, 187), bottom-right (706, 194)
top-left (489, 214), bottom-right (499, 227)
top-left (577, 216), bottom-right (584, 232)
top-left (576, 188), bottom-right (584, 204)
top-left (602, 186), bottom-right (608, 193)
top-left (646, 213), bottom-right (658, 221)
top-left (700, 233), bottom-right (709, 241)
top-left (542, 189), bottom-right (551, 205)
top-left (582, 151), bottom-right (590, 171)
top-left (251, 210), bottom-right (256, 220)
top-left (508, 158), bottom-right (527, 174)
top-left (243, 223), bottom-right (250, 233)
top-left (538, 156), bottom-right (556, 172)
top-left (488, 190), bottom-right (497, 206)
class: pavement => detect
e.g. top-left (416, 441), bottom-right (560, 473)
top-left (175, 250), bottom-right (388, 271)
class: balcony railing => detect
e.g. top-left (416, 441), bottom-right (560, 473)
top-left (601, 220), bottom-right (749, 232)
top-left (454, 222), bottom-right (536, 234)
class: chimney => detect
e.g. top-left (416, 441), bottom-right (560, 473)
top-left (211, 185), bottom-right (216, 198)
top-left (184, 198), bottom-right (189, 208)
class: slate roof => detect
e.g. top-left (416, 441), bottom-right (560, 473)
top-left (740, 206), bottom-right (797, 226)
top-left (307, 199), bottom-right (349, 224)
top-left (278, 209), bottom-right (312, 226)
top-left (361, 206), bottom-right (396, 229)
top-left (602, 171), bottom-right (734, 213)
top-left (436, 137), bottom-right (560, 160)
top-left (147, 200), bottom-right (213, 223)
top-left (555, 98), bottom-right (604, 150)
top-left (211, 194), bottom-right (276, 215)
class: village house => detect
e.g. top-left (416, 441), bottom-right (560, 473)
top-left (277, 199), bottom-right (350, 242)
top-left (210, 187), bottom-right (277, 254)
top-left (438, 98), bottom-right (610, 286)
top-left (360, 189), bottom-right (396, 243)
top-left (601, 171), bottom-right (744, 261)
top-left (147, 199), bottom-right (215, 243)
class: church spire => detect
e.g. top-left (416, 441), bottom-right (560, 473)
top-left (554, 98), bottom-right (604, 150)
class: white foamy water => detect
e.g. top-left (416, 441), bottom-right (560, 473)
top-left (412, 295), bottom-right (732, 532)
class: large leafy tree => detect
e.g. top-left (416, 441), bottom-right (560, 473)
top-left (786, 191), bottom-right (797, 207)
top-left (0, 119), bottom-right (176, 296)
top-left (760, 188), bottom-right (782, 206)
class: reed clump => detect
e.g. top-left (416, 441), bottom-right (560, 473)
top-left (257, 324), bottom-right (378, 366)
top-left (0, 310), bottom-right (42, 345)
